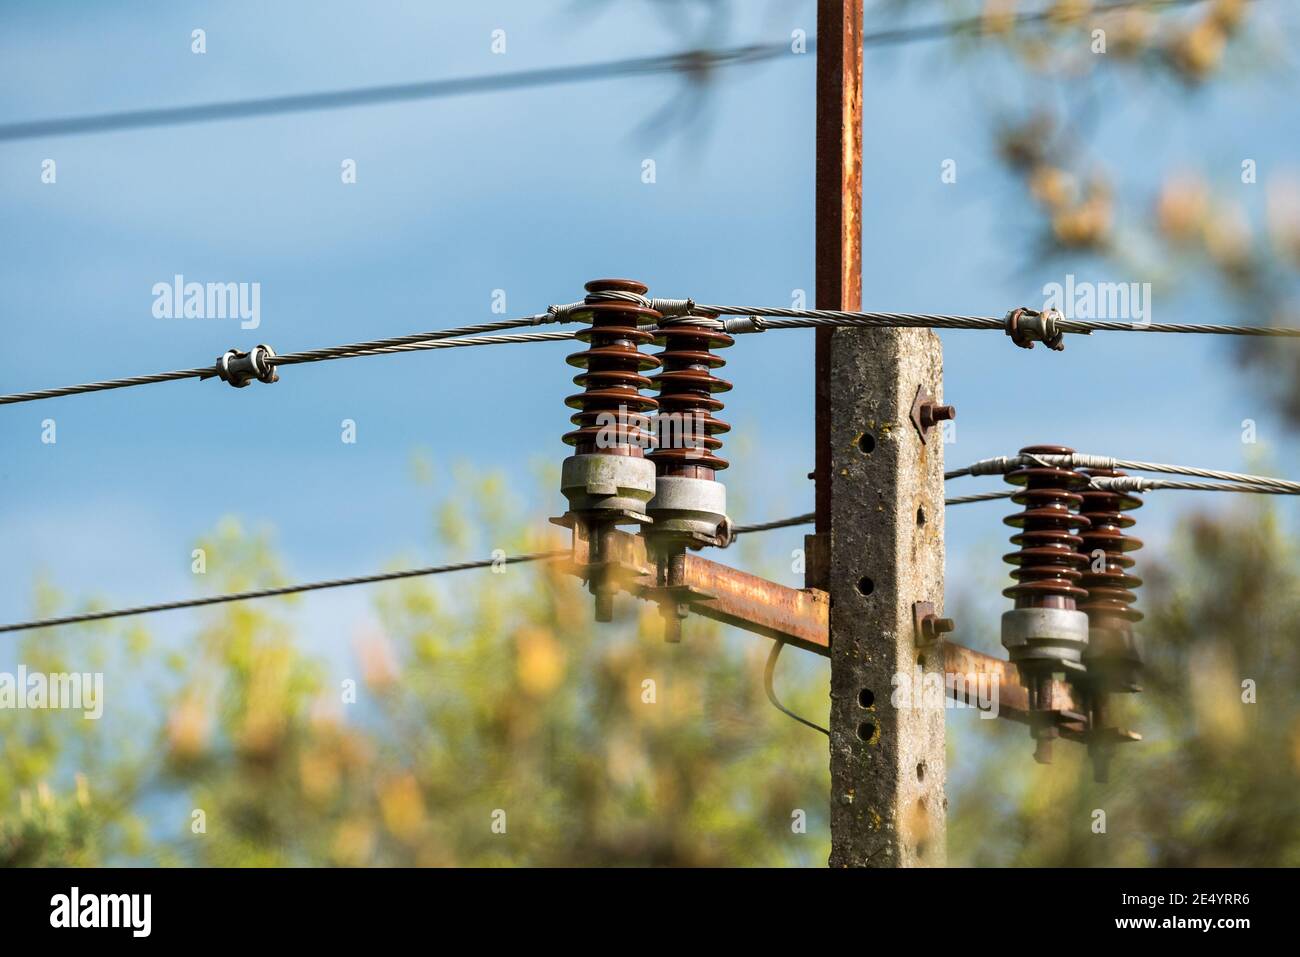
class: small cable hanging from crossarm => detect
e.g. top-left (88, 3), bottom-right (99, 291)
top-left (0, 0), bottom-right (1223, 144)
top-left (764, 640), bottom-right (829, 737)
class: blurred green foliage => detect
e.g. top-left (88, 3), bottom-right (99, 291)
top-left (949, 500), bottom-right (1300, 866)
top-left (2, 465), bottom-right (1296, 867)
top-left (4, 1), bottom-right (1295, 870)
top-left (0, 465), bottom-right (830, 867)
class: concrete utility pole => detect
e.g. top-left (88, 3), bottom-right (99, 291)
top-left (816, 0), bottom-right (948, 867)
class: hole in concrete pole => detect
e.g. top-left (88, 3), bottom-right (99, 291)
top-left (857, 432), bottom-right (876, 454)
top-left (916, 506), bottom-right (926, 526)
top-left (916, 761), bottom-right (926, 781)
top-left (856, 721), bottom-right (876, 742)
top-left (856, 576), bottom-right (874, 596)
top-left (858, 689), bottom-right (874, 708)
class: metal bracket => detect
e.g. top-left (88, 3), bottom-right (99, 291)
top-left (802, 531), bottom-right (830, 591)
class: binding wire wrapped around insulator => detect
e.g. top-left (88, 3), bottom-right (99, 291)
top-left (1000, 444), bottom-right (1093, 763)
top-left (1077, 466), bottom-right (1145, 782)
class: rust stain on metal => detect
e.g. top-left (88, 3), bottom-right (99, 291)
top-left (940, 640), bottom-right (1096, 738)
top-left (813, 0), bottom-right (864, 545)
top-left (677, 554), bottom-right (830, 656)
top-left (557, 528), bottom-right (830, 653)
top-left (909, 383), bottom-right (956, 445)
top-left (557, 533), bottom-right (1127, 742)
top-left (562, 526), bottom-right (652, 591)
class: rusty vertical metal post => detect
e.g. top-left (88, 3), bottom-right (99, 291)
top-left (818, 0), bottom-right (948, 867)
top-left (813, 0), bottom-right (862, 559)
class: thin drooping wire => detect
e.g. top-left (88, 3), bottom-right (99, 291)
top-left (7, 462), bottom-right (1288, 636)
top-left (0, 318), bottom-right (574, 406)
top-left (0, 509), bottom-right (826, 635)
top-left (0, 0), bottom-right (1212, 143)
top-left (764, 640), bottom-right (829, 737)
top-left (0, 46), bottom-right (785, 142)
top-left (945, 452), bottom-right (1300, 493)
top-left (0, 551), bottom-right (566, 635)
top-left (731, 513), bottom-right (816, 536)
top-left (695, 306), bottom-right (1300, 338)
top-left (730, 492), bottom-right (1086, 525)
top-left (730, 475), bottom-right (1300, 522)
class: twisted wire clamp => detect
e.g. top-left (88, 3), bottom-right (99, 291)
top-left (211, 345), bottom-right (279, 388)
top-left (1005, 307), bottom-right (1067, 352)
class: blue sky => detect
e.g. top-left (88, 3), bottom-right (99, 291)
top-left (1, 0), bottom-right (1296, 695)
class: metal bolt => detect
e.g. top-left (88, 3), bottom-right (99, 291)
top-left (918, 402), bottom-right (956, 432)
top-left (912, 602), bottom-right (955, 645)
top-left (661, 601), bottom-right (687, 644)
top-left (593, 586), bottom-right (615, 623)
top-left (909, 386), bottom-right (957, 443)
top-left (921, 615), bottom-right (955, 642)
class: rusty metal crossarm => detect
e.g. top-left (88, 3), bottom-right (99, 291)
top-left (664, 554), bottom-right (830, 656)
top-left (560, 521), bottom-right (652, 580)
top-left (938, 641), bottom-right (1139, 744)
top-left (556, 525), bottom-right (1137, 743)
top-left (559, 526), bottom-right (830, 652)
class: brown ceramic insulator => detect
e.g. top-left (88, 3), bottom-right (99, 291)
top-left (1002, 444), bottom-right (1092, 610)
top-left (562, 279), bottom-right (662, 455)
top-left (648, 317), bottom-right (733, 476)
top-left (1076, 467), bottom-right (1144, 625)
